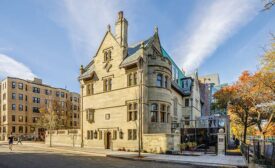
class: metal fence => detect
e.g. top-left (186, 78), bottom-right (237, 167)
top-left (252, 139), bottom-right (275, 167)
top-left (241, 139), bottom-right (275, 167)
top-left (240, 142), bottom-right (250, 163)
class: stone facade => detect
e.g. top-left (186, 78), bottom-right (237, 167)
top-left (0, 77), bottom-right (80, 141)
top-left (182, 72), bottom-right (202, 128)
top-left (79, 11), bottom-right (201, 152)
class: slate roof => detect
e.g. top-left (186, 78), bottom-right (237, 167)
top-left (79, 34), bottom-right (186, 92)
top-left (78, 63), bottom-right (95, 80)
top-left (120, 36), bottom-right (154, 67)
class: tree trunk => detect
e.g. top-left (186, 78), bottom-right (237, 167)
top-left (243, 125), bottom-right (247, 144)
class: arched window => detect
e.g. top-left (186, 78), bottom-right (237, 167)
top-left (150, 103), bottom-right (158, 122)
top-left (156, 74), bottom-right (163, 87)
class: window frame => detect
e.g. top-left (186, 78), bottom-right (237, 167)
top-left (156, 74), bottom-right (163, 87)
top-left (150, 103), bottom-right (158, 122)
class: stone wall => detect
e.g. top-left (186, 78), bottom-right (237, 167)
top-left (143, 133), bottom-right (180, 153)
top-left (45, 129), bottom-right (81, 147)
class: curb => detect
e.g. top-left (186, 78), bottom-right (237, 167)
top-left (107, 154), bottom-right (247, 168)
top-left (23, 144), bottom-right (106, 157)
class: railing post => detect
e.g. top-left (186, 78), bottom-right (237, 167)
top-left (247, 144), bottom-right (249, 163)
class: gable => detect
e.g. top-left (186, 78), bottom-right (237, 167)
top-left (150, 33), bottom-right (162, 54)
top-left (94, 31), bottom-right (120, 59)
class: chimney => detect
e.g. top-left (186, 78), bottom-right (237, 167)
top-left (115, 11), bottom-right (128, 49)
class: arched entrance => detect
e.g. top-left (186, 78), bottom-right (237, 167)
top-left (105, 131), bottom-right (111, 149)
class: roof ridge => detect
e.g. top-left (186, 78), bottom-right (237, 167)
top-left (129, 35), bottom-right (154, 48)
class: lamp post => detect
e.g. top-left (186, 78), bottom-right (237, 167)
top-left (81, 84), bottom-right (84, 148)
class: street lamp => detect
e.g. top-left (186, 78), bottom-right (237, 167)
top-left (81, 84), bottom-right (84, 148)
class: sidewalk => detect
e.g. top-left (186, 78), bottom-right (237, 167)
top-left (108, 153), bottom-right (247, 168)
top-left (20, 142), bottom-right (247, 168)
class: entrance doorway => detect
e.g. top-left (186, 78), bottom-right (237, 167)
top-left (105, 132), bottom-right (111, 149)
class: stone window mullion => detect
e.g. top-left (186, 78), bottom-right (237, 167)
top-left (164, 108), bottom-right (167, 123)
top-left (131, 73), bottom-right (134, 86)
top-left (157, 103), bottom-right (160, 123)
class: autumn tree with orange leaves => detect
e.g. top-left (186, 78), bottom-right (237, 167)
top-left (214, 37), bottom-right (275, 143)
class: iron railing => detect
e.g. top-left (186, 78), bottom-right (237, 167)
top-left (240, 142), bottom-right (250, 163)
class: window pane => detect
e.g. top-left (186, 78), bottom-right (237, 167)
top-left (150, 111), bottom-right (157, 122)
top-left (151, 103), bottom-right (158, 111)
top-left (156, 74), bottom-right (163, 87)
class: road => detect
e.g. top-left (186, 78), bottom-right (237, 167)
top-left (0, 143), bottom-right (200, 168)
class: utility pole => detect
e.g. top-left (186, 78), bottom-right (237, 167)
top-left (81, 85), bottom-right (84, 148)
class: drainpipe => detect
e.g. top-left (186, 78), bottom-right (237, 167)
top-left (81, 85), bottom-right (84, 148)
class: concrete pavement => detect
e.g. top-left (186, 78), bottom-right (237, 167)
top-left (0, 142), bottom-right (247, 168)
top-left (0, 142), bottom-right (201, 168)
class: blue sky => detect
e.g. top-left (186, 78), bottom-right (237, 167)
top-left (0, 0), bottom-right (274, 92)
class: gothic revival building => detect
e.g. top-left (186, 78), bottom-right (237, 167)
top-left (79, 11), bottom-right (201, 152)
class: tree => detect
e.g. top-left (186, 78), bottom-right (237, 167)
top-left (36, 100), bottom-right (61, 147)
top-left (36, 99), bottom-right (74, 146)
top-left (214, 36), bottom-right (275, 142)
top-left (214, 72), bottom-right (258, 143)
top-left (251, 37), bottom-right (275, 139)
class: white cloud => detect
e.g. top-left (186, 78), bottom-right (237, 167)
top-left (0, 47), bottom-right (13, 52)
top-left (53, 0), bottom-right (125, 64)
top-left (0, 53), bottom-right (35, 80)
top-left (174, 0), bottom-right (260, 72)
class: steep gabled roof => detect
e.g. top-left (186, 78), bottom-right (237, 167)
top-left (127, 36), bottom-right (154, 56)
top-left (120, 36), bottom-right (154, 67)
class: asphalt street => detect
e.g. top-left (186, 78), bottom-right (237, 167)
top-left (0, 143), bottom-right (201, 168)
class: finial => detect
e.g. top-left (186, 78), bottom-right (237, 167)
top-left (154, 26), bottom-right (158, 33)
top-left (107, 24), bottom-right (111, 32)
top-left (80, 65), bottom-right (84, 74)
top-left (140, 41), bottom-right (145, 48)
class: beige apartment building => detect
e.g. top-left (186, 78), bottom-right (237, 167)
top-left (78, 11), bottom-right (201, 152)
top-left (0, 77), bottom-right (80, 141)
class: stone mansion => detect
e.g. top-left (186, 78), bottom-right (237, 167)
top-left (78, 11), bottom-right (202, 152)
